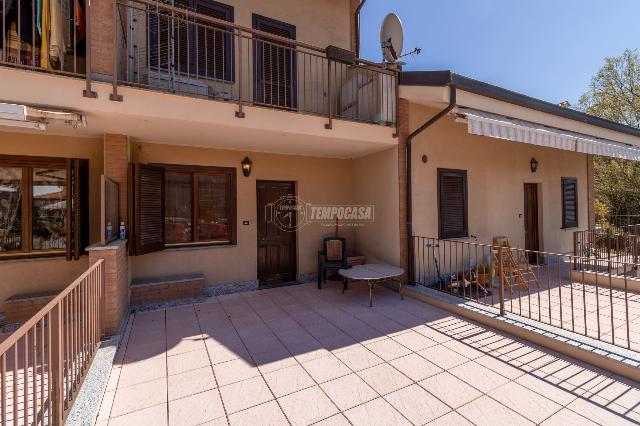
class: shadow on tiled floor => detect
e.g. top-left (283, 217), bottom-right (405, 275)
top-left (96, 281), bottom-right (640, 425)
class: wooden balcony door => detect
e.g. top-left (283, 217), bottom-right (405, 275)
top-left (252, 14), bottom-right (297, 109)
top-left (257, 180), bottom-right (297, 285)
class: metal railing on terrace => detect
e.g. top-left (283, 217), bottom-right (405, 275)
top-left (411, 236), bottom-right (640, 352)
top-left (0, 259), bottom-right (104, 425)
top-left (112, 0), bottom-right (398, 127)
top-left (574, 227), bottom-right (640, 272)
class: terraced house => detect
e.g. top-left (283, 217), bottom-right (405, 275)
top-left (1, 0), bottom-right (640, 424)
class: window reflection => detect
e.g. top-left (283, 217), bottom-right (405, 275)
top-left (198, 174), bottom-right (229, 241)
top-left (0, 167), bottom-right (23, 252)
top-left (165, 172), bottom-right (192, 243)
top-left (32, 168), bottom-right (67, 250)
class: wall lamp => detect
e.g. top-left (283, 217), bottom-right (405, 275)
top-left (530, 157), bottom-right (539, 173)
top-left (241, 157), bottom-right (253, 177)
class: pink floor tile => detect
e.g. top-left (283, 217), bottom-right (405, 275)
top-left (219, 376), bottom-right (274, 414)
top-left (168, 389), bottom-right (226, 426)
top-left (320, 373), bottom-right (378, 411)
top-left (110, 377), bottom-right (167, 418)
top-left (228, 400), bottom-right (288, 426)
top-left (167, 366), bottom-right (217, 401)
top-left (277, 386), bottom-right (339, 426)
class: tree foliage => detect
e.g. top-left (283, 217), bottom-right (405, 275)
top-left (578, 49), bottom-right (640, 225)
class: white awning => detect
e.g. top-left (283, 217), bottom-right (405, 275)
top-left (455, 108), bottom-right (640, 161)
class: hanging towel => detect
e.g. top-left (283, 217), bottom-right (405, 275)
top-left (40, 0), bottom-right (49, 67)
top-left (48, 0), bottom-right (65, 69)
top-left (74, 0), bottom-right (85, 41)
top-left (36, 0), bottom-right (42, 36)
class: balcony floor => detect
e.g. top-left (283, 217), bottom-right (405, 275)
top-left (96, 282), bottom-right (640, 425)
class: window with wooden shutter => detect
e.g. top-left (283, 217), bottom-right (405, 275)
top-left (561, 177), bottom-right (578, 229)
top-left (253, 14), bottom-right (297, 109)
top-left (131, 164), bottom-right (165, 255)
top-left (149, 0), bottom-right (234, 81)
top-left (438, 169), bottom-right (468, 239)
top-left (0, 155), bottom-right (88, 260)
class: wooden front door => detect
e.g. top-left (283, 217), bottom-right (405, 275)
top-left (524, 183), bottom-right (540, 260)
top-left (257, 181), bottom-right (297, 284)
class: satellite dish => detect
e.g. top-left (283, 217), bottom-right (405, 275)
top-left (380, 13), bottom-right (404, 63)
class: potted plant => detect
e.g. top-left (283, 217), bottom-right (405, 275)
top-left (476, 262), bottom-right (493, 286)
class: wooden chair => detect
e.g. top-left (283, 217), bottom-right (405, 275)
top-left (318, 237), bottom-right (348, 289)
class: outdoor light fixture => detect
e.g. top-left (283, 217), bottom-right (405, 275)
top-left (530, 157), bottom-right (539, 173)
top-left (241, 157), bottom-right (253, 177)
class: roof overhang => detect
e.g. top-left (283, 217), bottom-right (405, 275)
top-left (399, 70), bottom-right (640, 147)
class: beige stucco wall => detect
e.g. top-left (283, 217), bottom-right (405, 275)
top-left (0, 131), bottom-right (103, 308)
top-left (409, 104), bottom-right (589, 255)
top-left (232, 0), bottom-right (351, 49)
top-left (130, 142), bottom-right (355, 285)
top-left (353, 147), bottom-right (401, 266)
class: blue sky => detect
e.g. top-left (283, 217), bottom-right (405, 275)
top-left (360, 0), bottom-right (640, 106)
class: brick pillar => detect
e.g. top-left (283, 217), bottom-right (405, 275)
top-left (88, 241), bottom-right (129, 336)
top-left (90, 0), bottom-right (114, 80)
top-left (398, 99), bottom-right (410, 278)
top-left (104, 134), bottom-right (129, 226)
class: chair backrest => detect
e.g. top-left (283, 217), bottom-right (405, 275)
top-left (323, 237), bottom-right (346, 262)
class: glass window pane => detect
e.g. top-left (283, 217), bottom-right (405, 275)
top-left (32, 168), bottom-right (67, 250)
top-left (0, 167), bottom-right (23, 252)
top-left (165, 172), bottom-right (192, 243)
top-left (198, 174), bottom-right (229, 241)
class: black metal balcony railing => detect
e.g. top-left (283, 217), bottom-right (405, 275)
top-left (112, 0), bottom-right (398, 127)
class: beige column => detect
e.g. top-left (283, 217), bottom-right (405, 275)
top-left (397, 99), bottom-right (410, 278)
top-left (587, 154), bottom-right (595, 229)
top-left (104, 134), bottom-right (129, 226)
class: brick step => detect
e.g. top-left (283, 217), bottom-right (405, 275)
top-left (130, 274), bottom-right (206, 305)
top-left (4, 291), bottom-right (58, 325)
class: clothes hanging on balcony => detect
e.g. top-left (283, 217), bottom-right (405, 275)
top-left (1, 0), bottom-right (40, 46)
top-left (39, 0), bottom-right (65, 69)
top-left (1, 0), bottom-right (41, 65)
top-left (74, 0), bottom-right (85, 41)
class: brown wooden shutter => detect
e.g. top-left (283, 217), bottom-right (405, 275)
top-left (562, 177), bottom-right (578, 229)
top-left (131, 163), bottom-right (165, 255)
top-left (66, 158), bottom-right (89, 260)
top-left (438, 169), bottom-right (468, 239)
top-left (253, 14), bottom-right (297, 109)
top-left (195, 0), bottom-right (233, 81)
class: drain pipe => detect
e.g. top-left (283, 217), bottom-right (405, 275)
top-left (406, 84), bottom-right (456, 283)
top-left (355, 0), bottom-right (367, 56)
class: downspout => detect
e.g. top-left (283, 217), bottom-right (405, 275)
top-left (355, 0), bottom-right (367, 56)
top-left (406, 84), bottom-right (456, 283)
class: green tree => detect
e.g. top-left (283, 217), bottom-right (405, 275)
top-left (579, 49), bottom-right (640, 225)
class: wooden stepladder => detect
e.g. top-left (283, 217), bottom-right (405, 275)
top-left (492, 237), bottom-right (539, 291)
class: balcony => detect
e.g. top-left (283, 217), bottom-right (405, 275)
top-left (112, 0), bottom-right (397, 128)
top-left (0, 0), bottom-right (86, 77)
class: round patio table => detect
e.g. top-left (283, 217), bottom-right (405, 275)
top-left (339, 264), bottom-right (404, 307)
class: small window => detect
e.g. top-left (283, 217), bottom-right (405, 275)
top-left (0, 156), bottom-right (88, 259)
top-left (562, 177), bottom-right (578, 229)
top-left (438, 169), bottom-right (468, 239)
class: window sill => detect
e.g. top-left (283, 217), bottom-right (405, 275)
top-left (164, 242), bottom-right (236, 252)
top-left (0, 251), bottom-right (79, 263)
